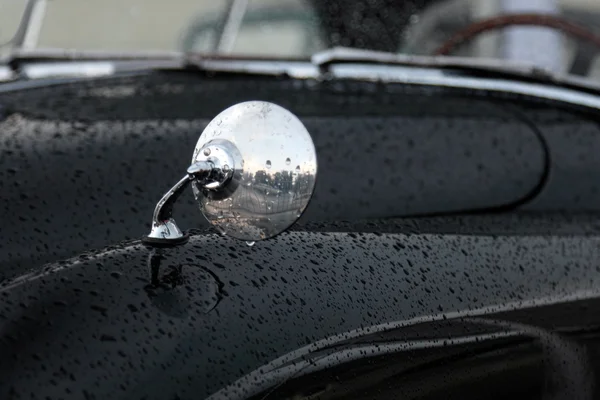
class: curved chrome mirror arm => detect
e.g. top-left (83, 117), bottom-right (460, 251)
top-left (142, 161), bottom-right (216, 247)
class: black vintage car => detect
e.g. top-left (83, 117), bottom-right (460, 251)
top-left (3, 0), bottom-right (600, 399)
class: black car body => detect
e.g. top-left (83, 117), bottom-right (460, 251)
top-left (3, 4), bottom-right (600, 397)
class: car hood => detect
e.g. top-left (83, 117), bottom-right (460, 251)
top-left (1, 228), bottom-right (600, 398)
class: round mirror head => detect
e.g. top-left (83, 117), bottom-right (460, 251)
top-left (191, 101), bottom-right (318, 241)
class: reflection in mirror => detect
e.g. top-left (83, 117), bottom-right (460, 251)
top-left (191, 101), bottom-right (317, 241)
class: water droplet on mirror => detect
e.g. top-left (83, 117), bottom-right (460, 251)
top-left (246, 241), bottom-right (255, 247)
top-left (203, 148), bottom-right (211, 156)
top-left (295, 165), bottom-right (301, 172)
top-left (285, 158), bottom-right (291, 165)
top-left (223, 164), bottom-right (230, 172)
top-left (266, 160), bottom-right (272, 169)
top-left (218, 210), bottom-right (224, 219)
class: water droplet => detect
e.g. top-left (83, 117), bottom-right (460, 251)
top-left (295, 165), bottom-right (301, 172)
top-left (246, 241), bottom-right (255, 247)
top-left (285, 158), bottom-right (291, 165)
top-left (223, 164), bottom-right (230, 172)
top-left (203, 148), bottom-right (211, 156)
top-left (267, 201), bottom-right (273, 211)
top-left (266, 160), bottom-right (272, 169)
top-left (110, 271), bottom-right (122, 279)
top-left (217, 210), bottom-right (224, 219)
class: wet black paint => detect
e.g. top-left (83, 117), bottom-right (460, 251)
top-left (0, 229), bottom-right (600, 398)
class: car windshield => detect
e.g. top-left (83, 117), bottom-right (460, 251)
top-left (1, 0), bottom-right (600, 79)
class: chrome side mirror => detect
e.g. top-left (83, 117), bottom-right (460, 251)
top-left (143, 101), bottom-right (318, 247)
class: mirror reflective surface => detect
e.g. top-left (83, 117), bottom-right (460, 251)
top-left (191, 101), bottom-right (317, 241)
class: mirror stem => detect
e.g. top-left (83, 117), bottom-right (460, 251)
top-left (143, 161), bottom-right (215, 247)
top-left (153, 175), bottom-right (192, 223)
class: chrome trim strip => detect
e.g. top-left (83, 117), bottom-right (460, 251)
top-left (330, 63), bottom-right (600, 110)
top-left (23, 61), bottom-right (116, 79)
top-left (1, 51), bottom-right (600, 112)
top-left (20, 60), bottom-right (184, 80)
top-left (5, 48), bottom-right (184, 61)
top-left (311, 47), bottom-right (549, 76)
top-left (193, 60), bottom-right (600, 110)
top-left (193, 59), bottom-right (319, 78)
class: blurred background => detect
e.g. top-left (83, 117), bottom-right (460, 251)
top-left (2, 0), bottom-right (600, 77)
top-left (0, 0), bottom-right (321, 55)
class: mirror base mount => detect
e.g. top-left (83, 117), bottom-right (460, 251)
top-left (142, 218), bottom-right (190, 248)
top-left (142, 231), bottom-right (190, 248)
